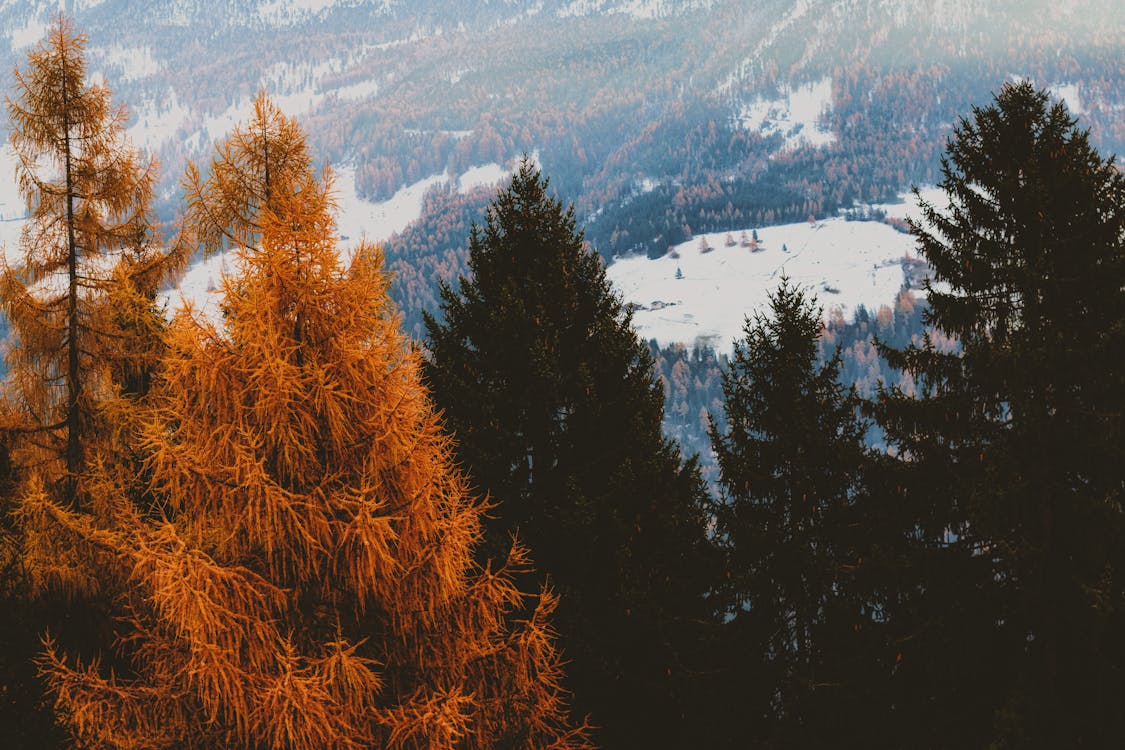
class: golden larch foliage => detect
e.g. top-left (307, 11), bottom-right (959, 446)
top-left (0, 16), bottom-right (179, 599)
top-left (35, 97), bottom-right (593, 749)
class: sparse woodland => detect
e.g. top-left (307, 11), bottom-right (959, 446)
top-left (0, 15), bottom-right (1123, 750)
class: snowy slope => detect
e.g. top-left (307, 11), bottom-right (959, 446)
top-left (607, 208), bottom-right (926, 351)
top-left (0, 144), bottom-right (26, 259)
top-left (161, 161), bottom-right (513, 323)
top-left (739, 77), bottom-right (835, 150)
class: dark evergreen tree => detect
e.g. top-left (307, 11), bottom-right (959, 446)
top-left (875, 82), bottom-right (1125, 748)
top-left (424, 159), bottom-right (717, 750)
top-left (708, 278), bottom-right (876, 748)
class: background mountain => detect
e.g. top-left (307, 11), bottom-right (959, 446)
top-left (1, 0), bottom-right (1123, 344)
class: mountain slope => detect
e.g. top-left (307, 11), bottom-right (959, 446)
top-left (0, 1), bottom-right (1122, 346)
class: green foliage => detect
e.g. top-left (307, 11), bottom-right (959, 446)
top-left (875, 81), bottom-right (1125, 747)
top-left (424, 159), bottom-right (718, 749)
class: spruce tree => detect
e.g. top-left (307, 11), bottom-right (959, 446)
top-left (876, 82), bottom-right (1125, 747)
top-left (708, 278), bottom-right (874, 748)
top-left (424, 159), bottom-right (716, 749)
top-left (32, 110), bottom-right (591, 750)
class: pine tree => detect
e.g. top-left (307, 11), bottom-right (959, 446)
top-left (424, 159), bottom-right (716, 749)
top-left (708, 278), bottom-right (874, 747)
top-left (32, 108), bottom-right (591, 750)
top-left (875, 82), bottom-right (1125, 747)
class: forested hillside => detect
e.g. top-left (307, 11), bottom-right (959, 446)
top-left (3, 2), bottom-right (1124, 290)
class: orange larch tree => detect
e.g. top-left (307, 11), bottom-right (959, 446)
top-left (33, 99), bottom-right (592, 750)
top-left (0, 16), bottom-right (179, 748)
top-left (0, 15), bottom-right (173, 510)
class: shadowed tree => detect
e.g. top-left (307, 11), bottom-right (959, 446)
top-left (425, 160), bottom-right (717, 749)
top-left (709, 278), bottom-right (875, 748)
top-left (875, 82), bottom-right (1125, 748)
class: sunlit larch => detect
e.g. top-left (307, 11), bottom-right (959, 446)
top-left (0, 15), bottom-right (180, 598)
top-left (35, 95), bottom-right (593, 750)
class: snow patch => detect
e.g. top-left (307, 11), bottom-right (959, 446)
top-left (0, 144), bottom-right (24, 223)
top-left (458, 163), bottom-right (508, 192)
top-left (868, 186), bottom-right (948, 225)
top-left (333, 79), bottom-right (380, 101)
top-left (159, 251), bottom-right (235, 327)
top-left (127, 91), bottom-right (193, 151)
top-left (607, 217), bottom-right (917, 351)
top-left (739, 77), bottom-right (835, 150)
top-left (560, 0), bottom-right (713, 19)
top-left (0, 145), bottom-right (26, 256)
top-left (336, 161), bottom-right (508, 241)
top-left (262, 58), bottom-right (348, 93)
top-left (257, 0), bottom-right (365, 24)
top-left (7, 15), bottom-right (50, 50)
top-left (1050, 83), bottom-right (1084, 114)
top-left (335, 167), bottom-right (449, 243)
top-left (99, 45), bottom-right (162, 82)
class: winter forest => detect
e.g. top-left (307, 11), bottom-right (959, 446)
top-left (0, 9), bottom-right (1123, 750)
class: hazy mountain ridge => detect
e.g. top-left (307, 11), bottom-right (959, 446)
top-left (3, 2), bottom-right (1120, 202)
top-left (1, 1), bottom-right (1122, 344)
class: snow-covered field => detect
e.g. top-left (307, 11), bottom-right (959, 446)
top-left (333, 161), bottom-right (508, 243)
top-left (606, 193), bottom-right (934, 351)
top-left (870, 185), bottom-right (948, 224)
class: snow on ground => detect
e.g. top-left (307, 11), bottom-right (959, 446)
top-left (256, 0), bottom-right (366, 24)
top-left (0, 144), bottom-right (27, 259)
top-left (159, 250), bottom-right (234, 325)
top-left (739, 77), bottom-right (835, 150)
top-left (607, 216), bottom-right (917, 352)
top-left (333, 80), bottom-right (380, 101)
top-left (869, 185), bottom-right (948, 225)
top-left (98, 45), bottom-right (163, 82)
top-left (1050, 83), bottom-right (1084, 115)
top-left (128, 92), bottom-right (193, 151)
top-left (162, 161), bottom-right (514, 324)
top-left (334, 167), bottom-right (448, 243)
top-left (334, 161), bottom-right (508, 242)
top-left (559, 0), bottom-right (714, 20)
top-left (457, 163), bottom-right (508, 192)
top-left (7, 15), bottom-right (50, 50)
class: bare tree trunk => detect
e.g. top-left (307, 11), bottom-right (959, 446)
top-left (61, 61), bottom-right (81, 507)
